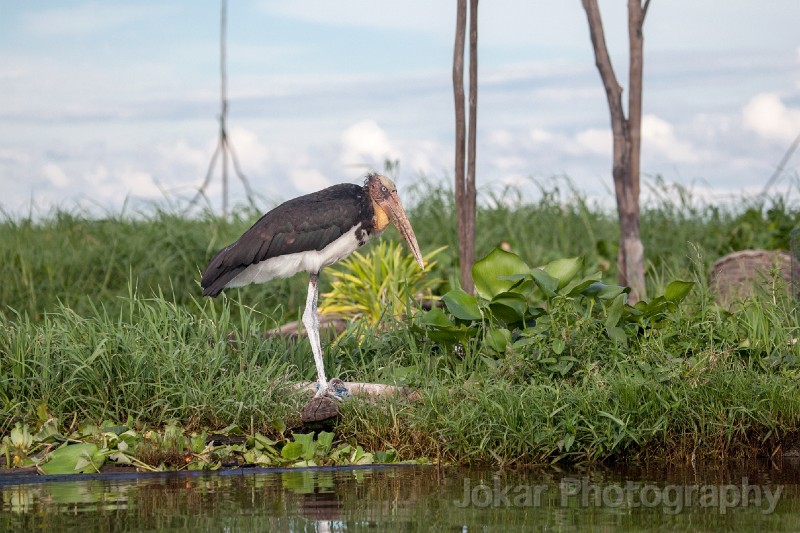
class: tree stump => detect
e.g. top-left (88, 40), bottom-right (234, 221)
top-left (300, 396), bottom-right (341, 424)
top-left (709, 249), bottom-right (797, 307)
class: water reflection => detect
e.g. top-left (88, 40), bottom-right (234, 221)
top-left (2, 462), bottom-right (800, 531)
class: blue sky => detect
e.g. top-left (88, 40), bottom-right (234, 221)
top-left (1, 1), bottom-right (799, 215)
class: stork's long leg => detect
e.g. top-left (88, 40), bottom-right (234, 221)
top-left (302, 272), bottom-right (328, 397)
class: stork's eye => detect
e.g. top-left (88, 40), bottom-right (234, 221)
top-left (381, 186), bottom-right (388, 193)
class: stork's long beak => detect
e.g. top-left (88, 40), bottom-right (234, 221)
top-left (384, 195), bottom-right (424, 270)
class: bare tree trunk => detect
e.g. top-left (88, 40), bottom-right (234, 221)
top-left (453, 0), bottom-right (477, 295)
top-left (581, 0), bottom-right (648, 303)
top-left (464, 0), bottom-right (478, 295)
top-left (220, 0), bottom-right (229, 218)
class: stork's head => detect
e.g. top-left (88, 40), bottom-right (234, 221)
top-left (365, 173), bottom-right (424, 270)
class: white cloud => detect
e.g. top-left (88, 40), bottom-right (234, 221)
top-left (641, 114), bottom-right (702, 163)
top-left (0, 149), bottom-right (30, 165)
top-left (156, 140), bottom-right (207, 171)
top-left (488, 129), bottom-right (515, 148)
top-left (529, 129), bottom-right (555, 144)
top-left (228, 127), bottom-right (270, 171)
top-left (574, 128), bottom-right (611, 156)
top-left (43, 163), bottom-right (69, 188)
top-left (119, 170), bottom-right (161, 199)
top-left (742, 92), bottom-right (800, 143)
top-left (290, 168), bottom-right (331, 193)
top-left (339, 120), bottom-right (401, 168)
top-left (83, 164), bottom-right (161, 201)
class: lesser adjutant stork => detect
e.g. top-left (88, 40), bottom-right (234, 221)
top-left (201, 173), bottom-right (424, 398)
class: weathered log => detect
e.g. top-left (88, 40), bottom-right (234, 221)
top-left (294, 381), bottom-right (422, 401)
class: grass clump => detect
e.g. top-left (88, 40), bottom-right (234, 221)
top-left (0, 286), bottom-right (299, 433)
top-left (2, 180), bottom-right (800, 469)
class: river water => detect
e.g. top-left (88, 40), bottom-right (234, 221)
top-left (2, 461), bottom-right (800, 531)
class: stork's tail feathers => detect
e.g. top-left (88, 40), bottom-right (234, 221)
top-left (201, 246), bottom-right (243, 297)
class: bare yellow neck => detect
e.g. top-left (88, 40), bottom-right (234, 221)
top-left (372, 200), bottom-right (390, 231)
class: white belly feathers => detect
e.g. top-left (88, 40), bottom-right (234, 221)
top-left (227, 223), bottom-right (371, 288)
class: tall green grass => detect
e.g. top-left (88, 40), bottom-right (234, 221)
top-left (2, 179), bottom-right (796, 322)
top-left (2, 180), bottom-right (800, 464)
top-left (0, 287), bottom-right (303, 433)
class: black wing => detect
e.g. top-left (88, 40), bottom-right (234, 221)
top-left (201, 183), bottom-right (371, 296)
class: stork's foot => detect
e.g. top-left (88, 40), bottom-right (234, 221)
top-left (313, 378), bottom-right (351, 401)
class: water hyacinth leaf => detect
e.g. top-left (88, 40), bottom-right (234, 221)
top-left (543, 256), bottom-right (583, 289)
top-left (489, 292), bottom-right (528, 325)
top-left (639, 296), bottom-right (668, 319)
top-left (281, 442), bottom-right (303, 461)
top-left (664, 280), bottom-right (695, 303)
top-left (374, 450), bottom-right (397, 463)
top-left (605, 293), bottom-right (625, 328)
top-left (606, 325), bottom-right (628, 346)
top-left (35, 421), bottom-right (63, 443)
top-left (36, 403), bottom-right (49, 422)
top-left (254, 433), bottom-right (277, 450)
top-left (9, 423), bottom-right (33, 451)
top-left (418, 307), bottom-right (455, 328)
top-left (442, 289), bottom-right (482, 321)
top-left (219, 423), bottom-right (243, 435)
top-left (292, 433), bottom-right (316, 460)
top-left (565, 278), bottom-right (603, 297)
top-left (472, 248), bottom-right (530, 300)
top-left (529, 269), bottom-right (558, 297)
top-left (496, 274), bottom-right (527, 283)
top-left (271, 419), bottom-right (287, 435)
top-left (582, 282), bottom-right (629, 300)
top-left (39, 443), bottom-right (103, 475)
top-left (485, 327), bottom-right (512, 353)
top-left (317, 431), bottom-right (334, 455)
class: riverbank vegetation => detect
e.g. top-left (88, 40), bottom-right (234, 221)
top-left (2, 179), bottom-right (800, 471)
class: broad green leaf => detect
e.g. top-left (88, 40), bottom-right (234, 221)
top-left (292, 433), bottom-right (316, 460)
top-left (496, 274), bottom-right (528, 282)
top-left (582, 282), bottom-right (629, 300)
top-left (39, 443), bottom-right (103, 475)
top-left (485, 328), bottom-right (512, 353)
top-left (271, 419), bottom-right (287, 434)
top-left (605, 293), bottom-right (625, 327)
top-left (565, 277), bottom-right (602, 297)
top-left (664, 280), bottom-right (695, 303)
top-left (641, 296), bottom-right (668, 318)
top-left (543, 256), bottom-right (583, 289)
top-left (551, 338), bottom-right (566, 355)
top-left (442, 289), bottom-right (482, 321)
top-left (606, 325), bottom-right (628, 345)
top-left (489, 292), bottom-right (528, 325)
top-left (36, 403), bottom-right (49, 423)
top-left (472, 248), bottom-right (530, 300)
top-left (375, 450), bottom-right (397, 463)
top-left (529, 269), bottom-right (558, 297)
top-left (281, 442), bottom-right (303, 461)
top-left (418, 307), bottom-right (455, 328)
top-left (317, 432), bottom-right (334, 455)
top-left (254, 433), bottom-right (277, 449)
top-left (219, 423), bottom-right (243, 435)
